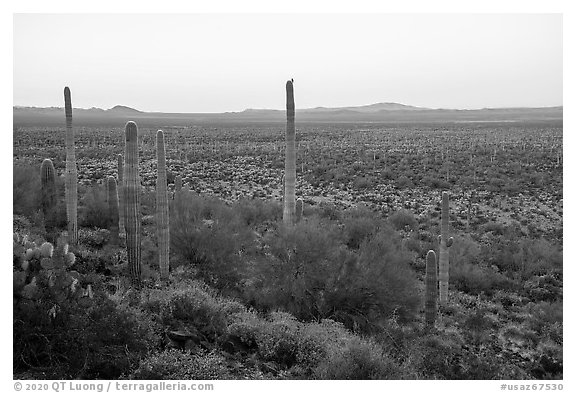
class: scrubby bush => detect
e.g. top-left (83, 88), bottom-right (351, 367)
top-left (170, 193), bottom-right (257, 293)
top-left (78, 185), bottom-right (110, 229)
top-left (13, 164), bottom-right (41, 218)
top-left (234, 198), bottom-right (282, 226)
top-left (388, 209), bottom-right (417, 231)
top-left (131, 349), bottom-right (231, 380)
top-left (253, 219), bottom-right (419, 333)
top-left (14, 292), bottom-right (160, 379)
top-left (314, 336), bottom-right (407, 379)
top-left (141, 279), bottom-right (246, 342)
top-left (342, 205), bottom-right (381, 249)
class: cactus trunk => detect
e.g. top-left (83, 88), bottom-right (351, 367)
top-left (40, 159), bottom-right (57, 242)
top-left (295, 198), bottom-right (303, 223)
top-left (117, 154), bottom-right (125, 235)
top-left (425, 250), bottom-right (438, 327)
top-left (63, 87), bottom-right (78, 244)
top-left (283, 80), bottom-right (296, 226)
top-left (156, 130), bottom-right (170, 281)
top-left (174, 175), bottom-right (182, 202)
top-left (107, 176), bottom-right (120, 245)
top-left (439, 191), bottom-right (453, 304)
top-left (124, 121), bottom-right (141, 286)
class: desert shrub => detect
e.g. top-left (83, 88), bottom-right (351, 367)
top-left (451, 263), bottom-right (511, 295)
top-left (254, 220), bottom-right (419, 333)
top-left (314, 336), bottom-right (407, 379)
top-left (253, 217), bottom-right (344, 320)
top-left (233, 197), bottom-right (282, 226)
top-left (449, 234), bottom-right (511, 294)
top-left (77, 228), bottom-right (111, 249)
top-left (131, 349), bottom-right (231, 380)
top-left (141, 279), bottom-right (246, 342)
top-left (388, 209), bottom-right (417, 231)
top-left (316, 202), bottom-right (341, 221)
top-left (13, 164), bottom-right (41, 218)
top-left (525, 301), bottom-right (563, 344)
top-left (423, 176), bottom-right (450, 189)
top-left (483, 234), bottom-right (562, 279)
top-left (522, 274), bottom-right (562, 303)
top-left (170, 193), bottom-right (256, 293)
top-left (13, 292), bottom-right (160, 379)
top-left (396, 175), bottom-right (413, 189)
top-left (78, 185), bottom-right (110, 229)
top-left (342, 205), bottom-right (381, 249)
top-left (252, 312), bottom-right (301, 367)
top-left (481, 222), bottom-right (506, 236)
top-left (332, 227), bottom-right (420, 326)
top-left (227, 311), bottom-right (405, 378)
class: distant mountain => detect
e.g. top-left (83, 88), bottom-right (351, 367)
top-left (107, 105), bottom-right (143, 114)
top-left (301, 102), bottom-right (428, 113)
top-left (13, 103), bottom-right (563, 127)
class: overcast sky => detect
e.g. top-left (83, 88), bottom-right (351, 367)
top-left (13, 13), bottom-right (562, 112)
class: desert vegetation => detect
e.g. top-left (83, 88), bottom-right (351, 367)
top-left (13, 84), bottom-right (562, 380)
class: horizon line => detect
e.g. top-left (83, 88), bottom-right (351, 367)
top-left (12, 102), bottom-right (564, 114)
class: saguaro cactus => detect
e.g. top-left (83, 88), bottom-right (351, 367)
top-left (64, 87), bottom-right (78, 244)
top-left (295, 198), bottom-right (303, 223)
top-left (174, 175), bottom-right (182, 202)
top-left (107, 176), bottom-right (120, 245)
top-left (425, 250), bottom-right (438, 327)
top-left (124, 121), bottom-right (141, 286)
top-left (156, 130), bottom-right (170, 281)
top-left (40, 159), bottom-right (57, 242)
top-left (117, 154), bottom-right (125, 235)
top-left (283, 80), bottom-right (296, 225)
top-left (438, 191), bottom-right (454, 304)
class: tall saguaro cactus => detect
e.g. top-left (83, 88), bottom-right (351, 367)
top-left (438, 191), bottom-right (454, 304)
top-left (117, 154), bottom-right (125, 235)
top-left (283, 80), bottom-right (296, 225)
top-left (107, 176), bottom-right (120, 245)
top-left (425, 250), bottom-right (438, 327)
top-left (40, 158), bottom-right (57, 242)
top-left (156, 130), bottom-right (170, 281)
top-left (64, 87), bottom-right (78, 244)
top-left (124, 121), bottom-right (141, 286)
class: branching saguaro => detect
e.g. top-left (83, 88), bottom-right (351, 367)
top-left (283, 80), bottom-right (296, 225)
top-left (425, 250), bottom-right (438, 327)
top-left (64, 87), bottom-right (78, 244)
top-left (124, 121), bottom-right (141, 287)
top-left (156, 130), bottom-right (170, 281)
top-left (117, 154), bottom-right (125, 235)
top-left (40, 158), bottom-right (57, 242)
top-left (107, 176), bottom-right (120, 245)
top-left (438, 191), bottom-right (454, 304)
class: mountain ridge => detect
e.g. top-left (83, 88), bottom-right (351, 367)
top-left (13, 102), bottom-right (563, 127)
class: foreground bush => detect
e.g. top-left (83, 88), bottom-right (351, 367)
top-left (131, 349), bottom-right (231, 380)
top-left (252, 218), bottom-right (419, 332)
top-left (14, 293), bottom-right (160, 379)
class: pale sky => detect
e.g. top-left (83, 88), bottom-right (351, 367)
top-left (13, 13), bottom-right (562, 112)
